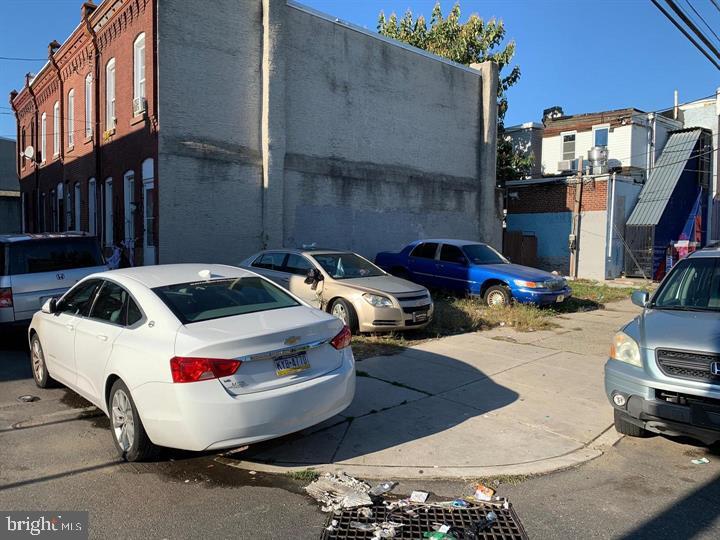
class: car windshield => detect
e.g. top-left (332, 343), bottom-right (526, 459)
top-left (152, 277), bottom-right (299, 324)
top-left (311, 253), bottom-right (385, 280)
top-left (462, 244), bottom-right (508, 265)
top-left (652, 257), bottom-right (720, 312)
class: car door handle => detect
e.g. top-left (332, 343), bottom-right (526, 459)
top-left (96, 334), bottom-right (108, 342)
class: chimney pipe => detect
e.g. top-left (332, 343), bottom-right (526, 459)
top-left (674, 89), bottom-right (679, 120)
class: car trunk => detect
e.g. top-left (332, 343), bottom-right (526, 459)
top-left (173, 306), bottom-right (345, 395)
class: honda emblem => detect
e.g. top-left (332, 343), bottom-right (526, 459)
top-left (710, 361), bottom-right (720, 376)
top-left (56, 273), bottom-right (65, 280)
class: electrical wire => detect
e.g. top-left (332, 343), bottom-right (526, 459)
top-left (0, 56), bottom-right (46, 62)
top-left (685, 0), bottom-right (720, 44)
top-left (652, 0), bottom-right (720, 69)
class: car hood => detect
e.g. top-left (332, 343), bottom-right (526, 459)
top-left (630, 308), bottom-right (720, 352)
top-left (473, 263), bottom-right (559, 282)
top-left (337, 275), bottom-right (427, 295)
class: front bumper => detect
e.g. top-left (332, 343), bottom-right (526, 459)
top-left (605, 359), bottom-right (720, 444)
top-left (132, 350), bottom-right (356, 451)
top-left (357, 302), bottom-right (434, 333)
top-left (512, 286), bottom-right (572, 305)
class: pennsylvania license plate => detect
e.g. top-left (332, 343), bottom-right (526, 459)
top-left (555, 295), bottom-right (565, 303)
top-left (275, 353), bottom-right (310, 377)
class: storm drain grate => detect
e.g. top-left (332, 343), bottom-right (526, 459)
top-left (321, 501), bottom-right (528, 539)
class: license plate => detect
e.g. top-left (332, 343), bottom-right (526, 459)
top-left (556, 295), bottom-right (565, 303)
top-left (413, 312), bottom-right (428, 322)
top-left (275, 353), bottom-right (310, 377)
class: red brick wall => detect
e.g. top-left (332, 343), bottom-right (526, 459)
top-left (507, 179), bottom-right (608, 214)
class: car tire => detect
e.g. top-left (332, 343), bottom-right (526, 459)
top-left (614, 409), bottom-right (651, 438)
top-left (330, 298), bottom-right (359, 333)
top-left (109, 379), bottom-right (159, 462)
top-left (484, 285), bottom-right (512, 307)
top-left (30, 334), bottom-right (57, 388)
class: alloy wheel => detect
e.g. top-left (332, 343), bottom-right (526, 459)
top-left (111, 389), bottom-right (135, 452)
top-left (332, 303), bottom-right (348, 324)
top-left (487, 290), bottom-right (507, 306)
top-left (31, 339), bottom-right (44, 383)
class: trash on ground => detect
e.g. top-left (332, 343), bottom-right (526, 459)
top-left (16, 395), bottom-right (40, 403)
top-left (469, 483), bottom-right (496, 502)
top-left (692, 457), bottom-right (710, 465)
top-left (370, 481), bottom-right (398, 497)
top-left (305, 472), bottom-right (373, 512)
top-left (410, 490), bottom-right (429, 503)
top-left (357, 507), bottom-right (373, 518)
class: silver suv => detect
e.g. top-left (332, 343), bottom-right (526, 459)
top-left (0, 233), bottom-right (107, 328)
top-left (605, 247), bottom-right (720, 444)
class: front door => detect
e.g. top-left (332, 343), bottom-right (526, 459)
top-left (407, 242), bottom-right (440, 288)
top-left (283, 253), bottom-right (323, 308)
top-left (437, 243), bottom-right (471, 293)
top-left (142, 179), bottom-right (156, 265)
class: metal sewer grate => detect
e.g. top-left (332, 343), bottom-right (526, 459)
top-left (321, 501), bottom-right (528, 539)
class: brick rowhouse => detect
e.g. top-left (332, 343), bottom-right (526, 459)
top-left (9, 0), bottom-right (158, 265)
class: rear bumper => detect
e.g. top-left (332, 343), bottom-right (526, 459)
top-left (513, 286), bottom-right (572, 305)
top-left (605, 359), bottom-right (720, 444)
top-left (132, 349), bottom-right (356, 451)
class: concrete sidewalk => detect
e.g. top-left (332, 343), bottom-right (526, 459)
top-left (229, 300), bottom-right (641, 479)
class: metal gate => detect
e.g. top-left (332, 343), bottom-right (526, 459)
top-left (624, 225), bottom-right (654, 278)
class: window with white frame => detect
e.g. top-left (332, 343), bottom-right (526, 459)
top-left (562, 133), bottom-right (576, 161)
top-left (85, 74), bottom-right (92, 138)
top-left (41, 113), bottom-right (47, 163)
top-left (67, 89), bottom-right (75, 148)
top-left (53, 101), bottom-right (60, 156)
top-left (593, 126), bottom-right (609, 147)
top-left (106, 58), bottom-right (116, 130)
top-left (133, 33), bottom-right (146, 105)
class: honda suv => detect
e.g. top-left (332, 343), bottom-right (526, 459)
top-left (0, 233), bottom-right (107, 328)
top-left (605, 247), bottom-right (720, 444)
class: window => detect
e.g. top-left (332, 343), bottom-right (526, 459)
top-left (462, 244), bottom-right (508, 265)
top-left (40, 114), bottom-right (46, 163)
top-left (65, 184), bottom-right (72, 230)
top-left (88, 178), bottom-right (97, 236)
top-left (410, 242), bottom-right (439, 259)
top-left (40, 193), bottom-right (46, 232)
top-left (123, 171), bottom-right (135, 244)
top-left (8, 238), bottom-right (104, 275)
top-left (653, 258), bottom-right (720, 311)
top-left (126, 297), bottom-right (143, 326)
top-left (562, 133), bottom-right (576, 161)
top-left (85, 74), bottom-right (92, 138)
top-left (90, 281), bottom-right (130, 325)
top-left (106, 58), bottom-right (116, 130)
top-left (53, 101), bottom-right (60, 156)
top-left (252, 252), bottom-right (286, 271)
top-left (440, 244), bottom-right (467, 265)
top-left (74, 182), bottom-right (81, 231)
top-left (56, 183), bottom-right (63, 232)
top-left (311, 253), bottom-right (385, 279)
top-left (103, 178), bottom-right (113, 246)
top-left (133, 33), bottom-right (146, 103)
top-left (594, 127), bottom-right (609, 148)
top-left (153, 277), bottom-right (300, 324)
top-left (58, 279), bottom-right (102, 317)
top-left (284, 254), bottom-right (313, 276)
top-left (67, 89), bottom-right (75, 147)
top-left (50, 190), bottom-right (56, 232)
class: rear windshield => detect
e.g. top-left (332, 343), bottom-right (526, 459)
top-left (8, 238), bottom-right (105, 275)
top-left (152, 276), bottom-right (300, 324)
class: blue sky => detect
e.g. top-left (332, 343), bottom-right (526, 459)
top-left (1, 0), bottom-right (719, 139)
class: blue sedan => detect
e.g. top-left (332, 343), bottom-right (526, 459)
top-left (375, 239), bottom-right (572, 306)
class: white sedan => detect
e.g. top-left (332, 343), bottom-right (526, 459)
top-left (28, 264), bottom-right (355, 461)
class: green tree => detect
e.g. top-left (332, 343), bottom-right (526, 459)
top-left (378, 3), bottom-right (529, 181)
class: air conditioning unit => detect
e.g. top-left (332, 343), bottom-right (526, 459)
top-left (557, 159), bottom-right (578, 172)
top-left (133, 97), bottom-right (147, 116)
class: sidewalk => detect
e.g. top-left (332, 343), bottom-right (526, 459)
top-left (227, 300), bottom-right (641, 479)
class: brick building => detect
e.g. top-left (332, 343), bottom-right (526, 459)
top-left (10, 0), bottom-right (157, 263)
top-left (10, 0), bottom-right (500, 266)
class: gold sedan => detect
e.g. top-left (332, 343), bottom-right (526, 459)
top-left (241, 249), bottom-right (433, 333)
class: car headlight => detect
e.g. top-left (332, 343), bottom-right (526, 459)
top-left (363, 293), bottom-right (393, 307)
top-left (514, 279), bottom-right (540, 288)
top-left (610, 331), bottom-right (642, 367)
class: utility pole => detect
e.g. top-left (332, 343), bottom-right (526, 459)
top-left (569, 157), bottom-right (584, 279)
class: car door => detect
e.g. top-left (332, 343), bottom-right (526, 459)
top-left (39, 279), bottom-right (102, 387)
top-left (73, 280), bottom-right (129, 402)
top-left (437, 244), bottom-right (471, 293)
top-left (283, 254), bottom-right (323, 308)
top-left (248, 252), bottom-right (289, 287)
top-left (407, 242), bottom-right (440, 287)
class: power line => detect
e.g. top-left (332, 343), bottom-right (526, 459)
top-left (685, 0), bottom-right (720, 44)
top-left (0, 56), bottom-right (46, 62)
top-left (711, 0), bottom-right (720, 14)
top-left (666, 0), bottom-right (720, 60)
top-left (652, 0), bottom-right (720, 69)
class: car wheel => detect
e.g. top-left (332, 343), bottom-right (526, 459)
top-left (30, 335), bottom-right (57, 388)
top-left (484, 285), bottom-right (511, 307)
top-left (614, 409), bottom-right (651, 438)
top-left (109, 379), bottom-right (159, 462)
top-left (330, 298), bottom-right (359, 333)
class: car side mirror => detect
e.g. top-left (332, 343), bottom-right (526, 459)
top-left (631, 290), bottom-right (649, 308)
top-left (304, 268), bottom-right (324, 285)
top-left (42, 298), bottom-right (58, 314)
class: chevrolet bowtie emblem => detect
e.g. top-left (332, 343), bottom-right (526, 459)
top-left (284, 336), bottom-right (301, 346)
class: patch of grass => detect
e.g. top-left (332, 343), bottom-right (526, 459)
top-left (285, 469), bottom-right (319, 482)
top-left (552, 279), bottom-right (654, 313)
top-left (474, 473), bottom-right (532, 487)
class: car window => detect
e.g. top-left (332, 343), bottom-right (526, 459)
top-left (90, 281), bottom-right (130, 325)
top-left (311, 253), bottom-right (384, 279)
top-left (283, 254), bottom-right (313, 276)
top-left (8, 238), bottom-right (104, 275)
top-left (410, 243), bottom-right (438, 259)
top-left (462, 244), bottom-right (508, 265)
top-left (653, 258), bottom-right (720, 311)
top-left (58, 279), bottom-right (101, 316)
top-left (152, 276), bottom-right (300, 324)
top-left (251, 252), bottom-right (286, 271)
top-left (125, 297), bottom-right (143, 326)
top-left (440, 244), bottom-right (467, 264)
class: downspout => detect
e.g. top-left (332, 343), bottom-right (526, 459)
top-left (607, 172), bottom-right (617, 264)
top-left (646, 113), bottom-right (654, 181)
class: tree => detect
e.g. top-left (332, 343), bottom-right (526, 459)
top-left (378, 3), bottom-right (528, 181)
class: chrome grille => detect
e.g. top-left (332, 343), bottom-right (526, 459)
top-left (656, 349), bottom-right (720, 383)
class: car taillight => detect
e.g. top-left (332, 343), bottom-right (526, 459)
top-left (330, 325), bottom-right (352, 350)
top-left (170, 357), bottom-right (242, 383)
top-left (0, 288), bottom-right (12, 308)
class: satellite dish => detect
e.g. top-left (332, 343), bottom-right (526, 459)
top-left (23, 146), bottom-right (35, 160)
